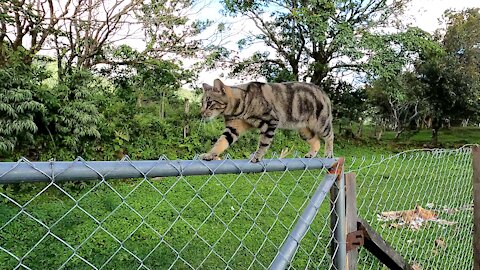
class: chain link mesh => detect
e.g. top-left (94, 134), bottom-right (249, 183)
top-left (2, 146), bottom-right (474, 269)
top-left (348, 146), bottom-right (474, 269)
top-left (0, 155), bottom-right (338, 270)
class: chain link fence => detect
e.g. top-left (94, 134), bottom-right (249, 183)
top-left (348, 146), bottom-right (475, 269)
top-left (0, 156), bottom-right (344, 270)
top-left (0, 146), bottom-right (476, 270)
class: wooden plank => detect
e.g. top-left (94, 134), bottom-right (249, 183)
top-left (473, 146), bottom-right (480, 270)
top-left (345, 173), bottom-right (358, 270)
top-left (358, 218), bottom-right (411, 270)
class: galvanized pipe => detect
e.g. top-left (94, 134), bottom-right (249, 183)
top-left (269, 173), bottom-right (337, 270)
top-left (0, 158), bottom-right (336, 184)
top-left (333, 171), bottom-right (347, 270)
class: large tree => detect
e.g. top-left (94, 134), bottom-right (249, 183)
top-left (218, 0), bottom-right (430, 85)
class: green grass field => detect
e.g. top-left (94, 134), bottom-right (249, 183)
top-left (0, 127), bottom-right (478, 269)
top-left (350, 148), bottom-right (473, 269)
top-left (1, 170), bottom-right (334, 269)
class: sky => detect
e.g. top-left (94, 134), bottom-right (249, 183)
top-left (405, 0), bottom-right (480, 32)
top-left (195, 0), bottom-right (480, 86)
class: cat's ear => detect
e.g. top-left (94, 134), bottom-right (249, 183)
top-left (213, 78), bottom-right (232, 97)
top-left (213, 79), bottom-right (224, 92)
top-left (202, 83), bottom-right (213, 91)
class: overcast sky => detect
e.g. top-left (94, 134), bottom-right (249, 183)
top-left (406, 0), bottom-right (480, 32)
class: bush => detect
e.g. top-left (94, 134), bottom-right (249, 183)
top-left (0, 49), bottom-right (46, 153)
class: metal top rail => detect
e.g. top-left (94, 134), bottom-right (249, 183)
top-left (0, 157), bottom-right (337, 184)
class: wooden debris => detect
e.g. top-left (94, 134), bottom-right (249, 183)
top-left (378, 205), bottom-right (457, 230)
top-left (435, 238), bottom-right (446, 249)
top-left (411, 263), bottom-right (423, 270)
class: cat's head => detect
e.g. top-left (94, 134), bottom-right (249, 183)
top-left (200, 78), bottom-right (233, 120)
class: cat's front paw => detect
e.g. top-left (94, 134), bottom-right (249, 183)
top-left (200, 153), bottom-right (218, 161)
top-left (249, 153), bottom-right (262, 163)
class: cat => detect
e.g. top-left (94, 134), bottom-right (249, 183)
top-left (199, 78), bottom-right (334, 162)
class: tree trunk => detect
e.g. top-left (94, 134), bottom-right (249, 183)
top-left (311, 63), bottom-right (328, 86)
top-left (183, 98), bottom-right (190, 138)
top-left (137, 92), bottom-right (143, 108)
top-left (431, 118), bottom-right (440, 145)
top-left (376, 128), bottom-right (383, 141)
top-left (160, 90), bottom-right (166, 119)
top-left (356, 120), bottom-right (363, 138)
top-left (0, 42), bottom-right (5, 67)
top-left (394, 129), bottom-right (404, 140)
top-left (432, 128), bottom-right (439, 145)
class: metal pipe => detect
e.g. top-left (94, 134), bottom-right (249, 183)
top-left (269, 174), bottom-right (337, 270)
top-left (0, 158), bottom-right (337, 184)
top-left (333, 171), bottom-right (347, 270)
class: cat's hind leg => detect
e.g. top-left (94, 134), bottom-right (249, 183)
top-left (309, 120), bottom-right (334, 158)
top-left (299, 127), bottom-right (320, 158)
top-left (316, 122), bottom-right (334, 158)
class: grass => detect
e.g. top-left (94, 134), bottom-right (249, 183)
top-left (1, 170), bottom-right (333, 269)
top-left (0, 126), bottom-right (479, 269)
top-left (351, 148), bottom-right (473, 269)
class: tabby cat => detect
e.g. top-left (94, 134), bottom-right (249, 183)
top-left (199, 78), bottom-right (334, 162)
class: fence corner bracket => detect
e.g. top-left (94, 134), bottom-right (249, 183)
top-left (346, 229), bottom-right (365, 253)
top-left (328, 157), bottom-right (344, 175)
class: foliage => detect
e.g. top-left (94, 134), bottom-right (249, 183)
top-left (364, 8), bottom-right (480, 143)
top-left (219, 0), bottom-right (435, 85)
top-left (35, 69), bottom-right (103, 151)
top-left (413, 9), bottom-right (480, 143)
top-left (366, 72), bottom-right (425, 136)
top-left (323, 78), bottom-right (368, 136)
top-left (137, 0), bottom-right (212, 59)
top-left (0, 48), bottom-right (46, 152)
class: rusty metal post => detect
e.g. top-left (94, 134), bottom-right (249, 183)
top-left (345, 173), bottom-right (358, 270)
top-left (473, 146), bottom-right (480, 270)
top-left (330, 158), bottom-right (346, 270)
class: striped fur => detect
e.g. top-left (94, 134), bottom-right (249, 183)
top-left (199, 78), bottom-right (334, 162)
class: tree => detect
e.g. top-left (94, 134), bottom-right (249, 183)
top-left (52, 0), bottom-right (142, 78)
top-left (367, 72), bottom-right (425, 139)
top-left (137, 0), bottom-right (211, 59)
top-left (0, 0), bottom-right (71, 66)
top-left (219, 0), bottom-right (429, 85)
top-left (99, 45), bottom-right (194, 118)
top-left (324, 77), bottom-right (368, 137)
top-left (414, 9), bottom-right (480, 144)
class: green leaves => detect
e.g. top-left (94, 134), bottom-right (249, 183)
top-left (0, 51), bottom-right (46, 152)
top-left (220, 0), bottom-right (425, 85)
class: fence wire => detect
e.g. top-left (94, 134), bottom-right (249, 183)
top-left (348, 146), bottom-right (474, 270)
top-left (0, 155), bottom-right (341, 270)
top-left (1, 146), bottom-right (475, 270)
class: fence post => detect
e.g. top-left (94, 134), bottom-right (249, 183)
top-left (473, 146), bottom-right (480, 270)
top-left (345, 173), bottom-right (357, 270)
top-left (331, 159), bottom-right (346, 270)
